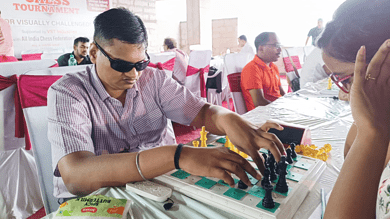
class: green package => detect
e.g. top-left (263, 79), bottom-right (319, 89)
top-left (54, 195), bottom-right (132, 218)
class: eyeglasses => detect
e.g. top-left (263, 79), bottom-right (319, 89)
top-left (94, 41), bottom-right (150, 73)
top-left (264, 43), bottom-right (282, 49)
top-left (330, 73), bottom-right (353, 93)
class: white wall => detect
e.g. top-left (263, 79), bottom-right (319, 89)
top-left (155, 0), bottom-right (186, 52)
top-left (210, 0), bottom-right (346, 48)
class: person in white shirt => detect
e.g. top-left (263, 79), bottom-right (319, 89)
top-left (238, 35), bottom-right (255, 56)
top-left (299, 47), bottom-right (331, 88)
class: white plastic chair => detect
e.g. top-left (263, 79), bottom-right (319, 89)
top-left (282, 48), bottom-right (303, 91)
top-left (184, 50), bottom-right (212, 99)
top-left (0, 59), bottom-right (57, 151)
top-left (41, 53), bottom-right (64, 60)
top-left (148, 52), bottom-right (176, 78)
top-left (20, 49), bottom-right (44, 61)
top-left (224, 53), bottom-right (252, 115)
top-left (19, 66), bottom-right (87, 214)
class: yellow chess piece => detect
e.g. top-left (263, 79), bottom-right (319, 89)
top-left (192, 141), bottom-right (199, 147)
top-left (232, 145), bottom-right (239, 153)
top-left (303, 148), bottom-right (311, 157)
top-left (323, 144), bottom-right (332, 152)
top-left (225, 136), bottom-right (231, 149)
top-left (295, 145), bottom-right (302, 153)
top-left (318, 153), bottom-right (329, 162)
top-left (239, 151), bottom-right (249, 158)
top-left (200, 126), bottom-right (208, 147)
top-left (327, 77), bottom-right (332, 90)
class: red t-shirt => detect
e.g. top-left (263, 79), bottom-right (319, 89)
top-left (241, 55), bottom-right (282, 111)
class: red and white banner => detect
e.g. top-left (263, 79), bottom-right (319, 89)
top-left (0, 0), bottom-right (111, 58)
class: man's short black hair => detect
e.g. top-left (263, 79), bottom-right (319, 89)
top-left (317, 0), bottom-right (390, 63)
top-left (254, 32), bottom-right (274, 51)
top-left (164, 38), bottom-right (177, 49)
top-left (238, 35), bottom-right (247, 42)
top-left (93, 7), bottom-right (148, 47)
top-left (74, 37), bottom-right (90, 46)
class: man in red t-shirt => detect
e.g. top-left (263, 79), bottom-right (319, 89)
top-left (241, 32), bottom-right (285, 111)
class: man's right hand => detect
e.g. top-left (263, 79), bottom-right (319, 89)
top-left (179, 146), bottom-right (261, 187)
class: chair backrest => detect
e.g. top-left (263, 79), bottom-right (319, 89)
top-left (19, 66), bottom-right (86, 214)
top-left (184, 50), bottom-right (212, 98)
top-left (21, 49), bottom-right (44, 61)
top-left (224, 53), bottom-right (251, 115)
top-left (282, 47), bottom-right (303, 79)
top-left (148, 52), bottom-right (176, 78)
top-left (227, 72), bottom-right (247, 115)
top-left (0, 59), bottom-right (57, 151)
top-left (41, 53), bottom-right (63, 60)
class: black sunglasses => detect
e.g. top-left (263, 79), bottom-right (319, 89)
top-left (94, 41), bottom-right (150, 73)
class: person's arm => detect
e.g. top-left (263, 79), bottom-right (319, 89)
top-left (190, 103), bottom-right (285, 174)
top-left (305, 36), bottom-right (310, 46)
top-left (344, 123), bottom-right (357, 158)
top-left (324, 41), bottom-right (390, 219)
top-left (248, 88), bottom-right (271, 107)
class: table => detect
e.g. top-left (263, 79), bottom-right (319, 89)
top-left (43, 79), bottom-right (350, 219)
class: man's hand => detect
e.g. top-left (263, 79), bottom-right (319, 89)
top-left (191, 104), bottom-right (285, 176)
top-left (222, 116), bottom-right (285, 174)
top-left (180, 146), bottom-right (261, 187)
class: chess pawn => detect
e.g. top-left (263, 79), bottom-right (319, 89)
top-left (238, 180), bottom-right (248, 189)
top-left (192, 141), bottom-right (199, 147)
top-left (275, 156), bottom-right (289, 193)
top-left (286, 148), bottom-right (293, 164)
top-left (262, 183), bottom-right (275, 209)
top-left (261, 168), bottom-right (271, 187)
top-left (289, 143), bottom-right (297, 159)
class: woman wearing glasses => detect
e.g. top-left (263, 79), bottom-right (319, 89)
top-left (317, 0), bottom-right (390, 218)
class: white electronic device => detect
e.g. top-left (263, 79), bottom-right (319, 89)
top-left (126, 180), bottom-right (173, 202)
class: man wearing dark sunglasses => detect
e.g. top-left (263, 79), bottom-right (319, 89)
top-left (47, 8), bottom-right (285, 200)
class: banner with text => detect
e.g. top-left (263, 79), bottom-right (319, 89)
top-left (1, 0), bottom-right (110, 58)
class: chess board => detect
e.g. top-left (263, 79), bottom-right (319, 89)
top-left (153, 138), bottom-right (326, 219)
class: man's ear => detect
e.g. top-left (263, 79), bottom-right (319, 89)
top-left (257, 45), bottom-right (263, 54)
top-left (89, 43), bottom-right (98, 64)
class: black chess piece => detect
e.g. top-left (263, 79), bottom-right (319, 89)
top-left (275, 156), bottom-right (289, 193)
top-left (238, 180), bottom-right (248, 189)
top-left (290, 143), bottom-right (297, 159)
top-left (261, 168), bottom-right (271, 187)
top-left (286, 148), bottom-right (293, 164)
top-left (262, 183), bottom-right (275, 209)
top-left (262, 153), bottom-right (268, 169)
top-left (267, 151), bottom-right (278, 182)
